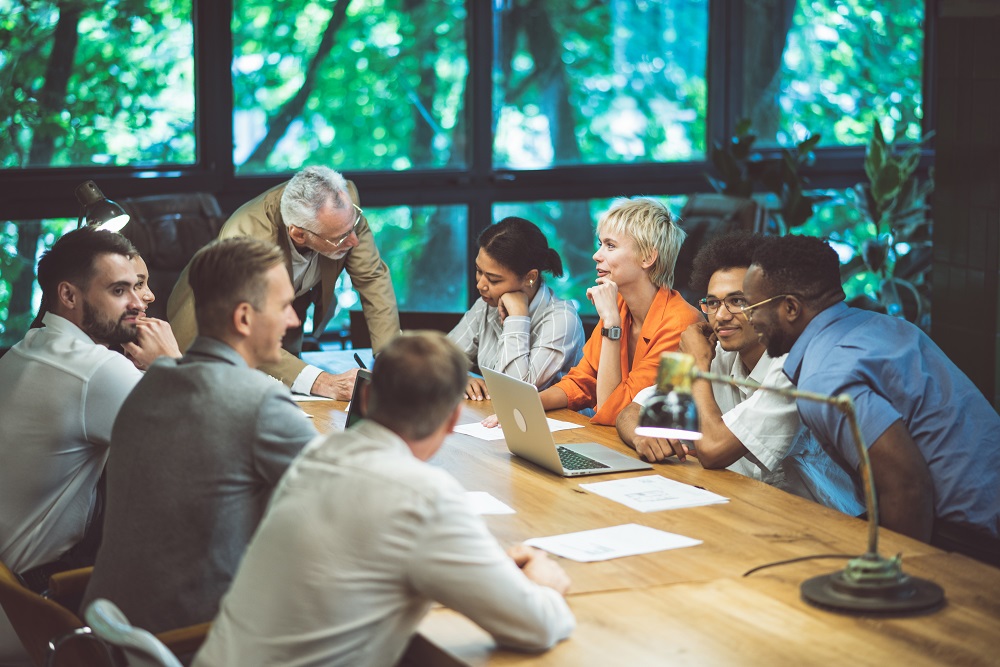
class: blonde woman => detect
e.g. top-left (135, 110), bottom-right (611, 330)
top-left (487, 198), bottom-right (701, 427)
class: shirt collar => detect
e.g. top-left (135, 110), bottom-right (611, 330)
top-left (724, 348), bottom-right (772, 384)
top-left (527, 284), bottom-right (552, 318)
top-left (41, 312), bottom-right (100, 346)
top-left (784, 301), bottom-right (849, 384)
top-left (184, 336), bottom-right (251, 369)
top-left (311, 419), bottom-right (414, 464)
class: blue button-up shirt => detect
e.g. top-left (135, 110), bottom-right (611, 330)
top-left (784, 302), bottom-right (1000, 538)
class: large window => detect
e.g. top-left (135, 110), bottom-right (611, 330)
top-left (0, 1), bottom-right (195, 169)
top-left (493, 0), bottom-right (708, 167)
top-left (740, 0), bottom-right (924, 146)
top-left (0, 0), bottom-right (931, 349)
top-left (232, 0), bottom-right (468, 172)
top-left (0, 218), bottom-right (73, 345)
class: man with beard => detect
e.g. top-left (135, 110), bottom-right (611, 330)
top-left (30, 252), bottom-right (181, 370)
top-left (0, 228), bottom-right (145, 664)
top-left (616, 232), bottom-right (862, 515)
top-left (743, 234), bottom-right (1000, 562)
top-left (167, 166), bottom-right (399, 400)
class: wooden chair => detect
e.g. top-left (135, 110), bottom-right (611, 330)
top-left (0, 560), bottom-right (111, 667)
top-left (0, 562), bottom-right (210, 667)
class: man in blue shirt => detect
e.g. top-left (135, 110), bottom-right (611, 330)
top-left (742, 235), bottom-right (999, 562)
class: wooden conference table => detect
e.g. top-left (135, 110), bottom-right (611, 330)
top-left (297, 354), bottom-right (1000, 666)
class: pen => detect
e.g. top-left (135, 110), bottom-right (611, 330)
top-left (354, 352), bottom-right (367, 370)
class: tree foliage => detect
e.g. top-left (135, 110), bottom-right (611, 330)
top-left (232, 0), bottom-right (468, 172)
top-left (0, 0), bottom-right (928, 344)
top-left (750, 0), bottom-right (924, 146)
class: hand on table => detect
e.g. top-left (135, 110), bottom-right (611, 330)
top-left (310, 368), bottom-right (361, 400)
top-left (634, 435), bottom-right (689, 463)
top-left (465, 376), bottom-right (490, 401)
top-left (481, 413), bottom-right (499, 428)
top-left (507, 544), bottom-right (571, 595)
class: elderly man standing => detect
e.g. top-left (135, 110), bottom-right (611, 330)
top-left (167, 166), bottom-right (399, 399)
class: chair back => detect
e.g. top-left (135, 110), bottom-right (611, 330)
top-left (117, 193), bottom-right (226, 320)
top-left (84, 600), bottom-right (183, 667)
top-left (0, 560), bottom-right (109, 667)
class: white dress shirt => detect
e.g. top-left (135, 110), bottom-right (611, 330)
top-left (448, 284), bottom-right (585, 390)
top-left (0, 313), bottom-right (142, 665)
top-left (193, 420), bottom-right (574, 667)
top-left (287, 241), bottom-right (326, 394)
top-left (635, 346), bottom-right (863, 515)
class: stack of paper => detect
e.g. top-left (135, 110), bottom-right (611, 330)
top-left (579, 475), bottom-right (728, 512)
top-left (525, 524), bottom-right (701, 562)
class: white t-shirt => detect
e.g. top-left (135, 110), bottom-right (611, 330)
top-left (634, 345), bottom-right (863, 515)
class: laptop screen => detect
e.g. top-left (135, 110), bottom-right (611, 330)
top-left (345, 369), bottom-right (372, 428)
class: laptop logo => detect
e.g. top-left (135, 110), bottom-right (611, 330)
top-left (512, 408), bottom-right (528, 433)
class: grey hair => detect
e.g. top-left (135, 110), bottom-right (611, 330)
top-left (279, 166), bottom-right (350, 233)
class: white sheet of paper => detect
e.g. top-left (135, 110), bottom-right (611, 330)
top-left (465, 491), bottom-right (516, 515)
top-left (291, 393), bottom-right (333, 402)
top-left (525, 523), bottom-right (701, 562)
top-left (579, 475), bottom-right (729, 512)
top-left (453, 418), bottom-right (582, 441)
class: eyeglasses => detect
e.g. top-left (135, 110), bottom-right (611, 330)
top-left (303, 202), bottom-right (364, 250)
top-left (699, 295), bottom-right (750, 315)
top-left (739, 293), bottom-right (792, 320)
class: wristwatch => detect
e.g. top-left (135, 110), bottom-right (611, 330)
top-left (601, 325), bottom-right (622, 341)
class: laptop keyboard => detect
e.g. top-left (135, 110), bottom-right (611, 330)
top-left (557, 446), bottom-right (610, 471)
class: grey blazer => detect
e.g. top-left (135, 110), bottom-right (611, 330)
top-left (82, 337), bottom-right (318, 633)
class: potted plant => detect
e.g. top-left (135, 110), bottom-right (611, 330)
top-left (836, 121), bottom-right (934, 328)
top-left (706, 118), bottom-right (823, 234)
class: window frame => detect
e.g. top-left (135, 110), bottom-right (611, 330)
top-left (0, 0), bottom-right (935, 312)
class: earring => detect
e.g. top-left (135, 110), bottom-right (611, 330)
top-left (528, 280), bottom-right (534, 286)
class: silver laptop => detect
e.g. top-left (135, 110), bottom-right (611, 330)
top-left (482, 368), bottom-right (652, 477)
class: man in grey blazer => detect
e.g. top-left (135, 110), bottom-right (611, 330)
top-left (82, 237), bottom-right (319, 635)
top-left (167, 166), bottom-right (400, 400)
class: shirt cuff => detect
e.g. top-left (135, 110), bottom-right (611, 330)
top-left (501, 315), bottom-right (531, 334)
top-left (633, 385), bottom-right (657, 406)
top-left (291, 364), bottom-right (324, 396)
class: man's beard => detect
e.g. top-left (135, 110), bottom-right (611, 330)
top-left (82, 300), bottom-right (140, 345)
top-left (759, 326), bottom-right (790, 358)
top-left (319, 248), bottom-right (350, 261)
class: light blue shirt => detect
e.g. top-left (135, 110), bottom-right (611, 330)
top-left (784, 301), bottom-right (1000, 538)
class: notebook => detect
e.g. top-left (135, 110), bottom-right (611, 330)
top-left (481, 367), bottom-right (652, 477)
top-left (345, 369), bottom-right (372, 428)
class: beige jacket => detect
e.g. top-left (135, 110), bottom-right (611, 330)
top-left (166, 180), bottom-right (399, 385)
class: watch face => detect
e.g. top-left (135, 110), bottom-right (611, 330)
top-left (602, 326), bottom-right (622, 340)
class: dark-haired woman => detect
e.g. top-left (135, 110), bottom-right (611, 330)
top-left (448, 217), bottom-right (586, 400)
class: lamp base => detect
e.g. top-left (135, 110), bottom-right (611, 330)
top-left (800, 553), bottom-right (944, 615)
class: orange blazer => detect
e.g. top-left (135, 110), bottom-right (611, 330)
top-left (552, 287), bottom-right (703, 425)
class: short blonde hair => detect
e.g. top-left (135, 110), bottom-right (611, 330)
top-left (597, 197), bottom-right (686, 289)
